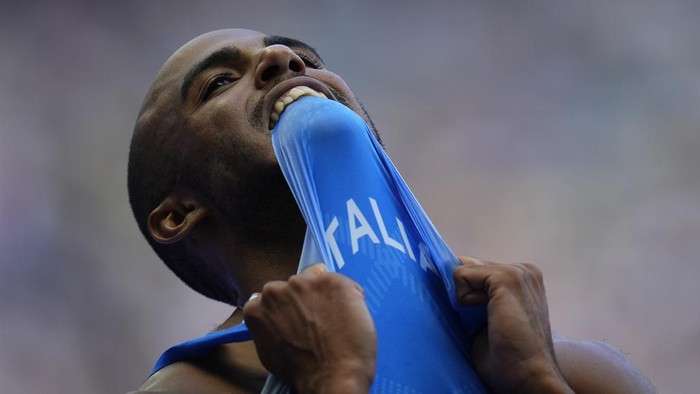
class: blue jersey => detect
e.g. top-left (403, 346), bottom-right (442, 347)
top-left (150, 97), bottom-right (487, 393)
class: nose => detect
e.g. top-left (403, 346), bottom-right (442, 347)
top-left (254, 45), bottom-right (306, 89)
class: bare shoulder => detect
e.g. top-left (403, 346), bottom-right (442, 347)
top-left (553, 337), bottom-right (656, 393)
top-left (130, 341), bottom-right (268, 394)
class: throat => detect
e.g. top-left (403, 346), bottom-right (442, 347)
top-left (200, 341), bottom-right (269, 391)
top-left (208, 309), bottom-right (269, 388)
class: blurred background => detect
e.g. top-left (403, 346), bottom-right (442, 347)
top-left (1, 0), bottom-right (698, 392)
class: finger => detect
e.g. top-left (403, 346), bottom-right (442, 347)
top-left (458, 256), bottom-right (486, 266)
top-left (246, 292), bottom-right (261, 304)
top-left (259, 280), bottom-right (294, 311)
top-left (453, 263), bottom-right (490, 306)
top-left (471, 327), bottom-right (490, 379)
top-left (301, 262), bottom-right (328, 277)
top-left (303, 263), bottom-right (365, 299)
top-left (455, 281), bottom-right (488, 306)
top-left (242, 292), bottom-right (262, 317)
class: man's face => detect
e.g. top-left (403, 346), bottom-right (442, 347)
top-left (143, 29), bottom-right (375, 236)
top-left (170, 28), bottom-right (374, 162)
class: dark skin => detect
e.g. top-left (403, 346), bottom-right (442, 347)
top-left (132, 29), bottom-right (655, 393)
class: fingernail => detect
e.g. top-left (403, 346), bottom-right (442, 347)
top-left (248, 292), bottom-right (260, 302)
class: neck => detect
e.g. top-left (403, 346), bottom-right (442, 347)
top-left (220, 227), bottom-right (305, 306)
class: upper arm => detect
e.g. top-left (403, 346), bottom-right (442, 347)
top-left (554, 338), bottom-right (655, 394)
top-left (133, 359), bottom-right (266, 394)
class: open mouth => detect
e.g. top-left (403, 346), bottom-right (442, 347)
top-left (268, 85), bottom-right (328, 129)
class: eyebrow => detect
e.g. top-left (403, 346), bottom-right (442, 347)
top-left (181, 46), bottom-right (241, 101)
top-left (263, 35), bottom-right (325, 65)
top-left (180, 35), bottom-right (324, 102)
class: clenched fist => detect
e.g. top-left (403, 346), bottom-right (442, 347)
top-left (454, 258), bottom-right (573, 393)
top-left (243, 264), bottom-right (376, 394)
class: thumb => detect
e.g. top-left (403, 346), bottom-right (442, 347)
top-left (301, 262), bottom-right (328, 277)
top-left (458, 256), bottom-right (486, 267)
top-left (454, 257), bottom-right (488, 306)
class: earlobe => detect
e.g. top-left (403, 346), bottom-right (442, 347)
top-left (147, 193), bottom-right (208, 244)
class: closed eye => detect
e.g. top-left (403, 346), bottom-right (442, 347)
top-left (202, 73), bottom-right (237, 100)
top-left (297, 52), bottom-right (323, 69)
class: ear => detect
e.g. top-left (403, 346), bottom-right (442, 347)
top-left (147, 192), bottom-right (208, 244)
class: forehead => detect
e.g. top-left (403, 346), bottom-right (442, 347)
top-left (137, 29), bottom-right (325, 129)
top-left (164, 29), bottom-right (266, 77)
top-left (139, 30), bottom-right (266, 120)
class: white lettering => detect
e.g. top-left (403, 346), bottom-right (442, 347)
top-left (322, 197), bottom-right (439, 276)
top-left (369, 198), bottom-right (405, 253)
top-left (347, 198), bottom-right (380, 254)
top-left (325, 217), bottom-right (345, 269)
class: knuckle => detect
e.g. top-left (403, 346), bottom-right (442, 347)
top-left (500, 263), bottom-right (521, 277)
top-left (453, 265), bottom-right (469, 281)
top-left (327, 272), bottom-right (345, 283)
top-left (324, 273), bottom-right (354, 294)
top-left (493, 262), bottom-right (545, 291)
top-left (287, 274), bottom-right (306, 290)
top-left (290, 271), bottom-right (335, 293)
top-left (519, 261), bottom-right (544, 281)
top-left (496, 263), bottom-right (527, 287)
top-left (303, 263), bottom-right (328, 276)
top-left (333, 272), bottom-right (355, 288)
top-left (261, 280), bottom-right (287, 298)
top-left (458, 256), bottom-right (486, 266)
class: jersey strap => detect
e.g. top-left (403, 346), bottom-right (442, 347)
top-left (149, 322), bottom-right (250, 376)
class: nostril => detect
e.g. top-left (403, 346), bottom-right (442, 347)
top-left (261, 65), bottom-right (279, 81)
top-left (289, 60), bottom-right (302, 73)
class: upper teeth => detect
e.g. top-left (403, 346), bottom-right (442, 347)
top-left (269, 86), bottom-right (327, 129)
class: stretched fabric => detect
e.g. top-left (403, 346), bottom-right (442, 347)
top-left (270, 96), bottom-right (487, 393)
top-left (150, 322), bottom-right (250, 375)
top-left (148, 97), bottom-right (487, 393)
